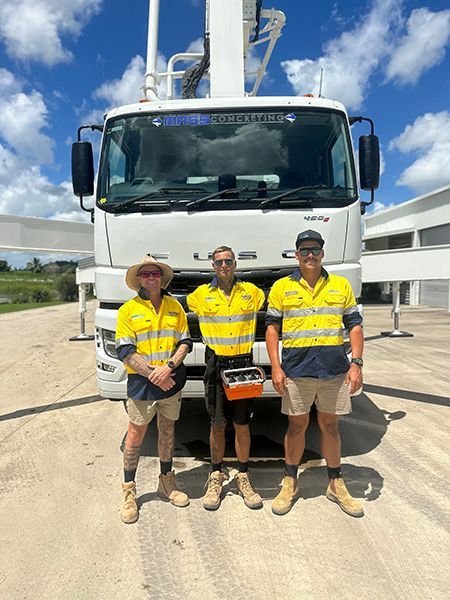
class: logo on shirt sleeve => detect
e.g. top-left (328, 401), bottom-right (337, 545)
top-left (285, 291), bottom-right (298, 297)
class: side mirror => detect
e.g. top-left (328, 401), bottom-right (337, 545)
top-left (359, 135), bottom-right (380, 191)
top-left (72, 141), bottom-right (94, 197)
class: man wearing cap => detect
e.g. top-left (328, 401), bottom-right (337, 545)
top-left (266, 230), bottom-right (364, 517)
top-left (187, 246), bottom-right (265, 511)
top-left (115, 255), bottom-right (192, 524)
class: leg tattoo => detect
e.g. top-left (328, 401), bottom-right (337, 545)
top-left (157, 414), bottom-right (175, 462)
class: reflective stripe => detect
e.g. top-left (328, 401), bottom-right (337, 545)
top-left (179, 331), bottom-right (189, 340)
top-left (198, 312), bottom-right (256, 324)
top-left (283, 307), bottom-right (343, 318)
top-left (266, 307), bottom-right (282, 317)
top-left (203, 333), bottom-right (255, 346)
top-left (282, 328), bottom-right (343, 340)
top-left (115, 336), bottom-right (136, 347)
top-left (136, 329), bottom-right (181, 342)
top-left (141, 350), bottom-right (173, 362)
top-left (343, 305), bottom-right (359, 315)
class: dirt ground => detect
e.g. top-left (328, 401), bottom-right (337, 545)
top-left (0, 302), bottom-right (449, 599)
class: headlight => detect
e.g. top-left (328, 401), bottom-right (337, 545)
top-left (101, 328), bottom-right (118, 358)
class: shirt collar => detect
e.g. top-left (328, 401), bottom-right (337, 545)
top-left (209, 276), bottom-right (239, 289)
top-left (290, 267), bottom-right (329, 282)
top-left (138, 287), bottom-right (169, 301)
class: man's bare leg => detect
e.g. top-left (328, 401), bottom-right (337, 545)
top-left (156, 413), bottom-right (189, 507)
top-left (317, 412), bottom-right (341, 492)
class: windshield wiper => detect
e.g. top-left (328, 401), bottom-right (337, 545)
top-left (260, 185), bottom-right (328, 208)
top-left (108, 187), bottom-right (208, 212)
top-left (186, 188), bottom-right (239, 210)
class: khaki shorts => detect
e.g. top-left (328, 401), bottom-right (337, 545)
top-left (283, 375), bottom-right (351, 416)
top-left (127, 391), bottom-right (182, 426)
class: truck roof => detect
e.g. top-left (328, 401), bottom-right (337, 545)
top-left (105, 95), bottom-right (348, 120)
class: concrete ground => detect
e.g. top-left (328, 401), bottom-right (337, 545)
top-left (0, 302), bottom-right (449, 600)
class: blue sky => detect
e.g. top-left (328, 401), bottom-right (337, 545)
top-left (0, 0), bottom-right (450, 265)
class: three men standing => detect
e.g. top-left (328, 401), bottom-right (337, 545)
top-left (116, 231), bottom-right (365, 520)
top-left (187, 246), bottom-right (265, 510)
top-left (266, 230), bottom-right (364, 517)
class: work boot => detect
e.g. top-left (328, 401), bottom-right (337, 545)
top-left (202, 470), bottom-right (225, 510)
top-left (157, 471), bottom-right (190, 507)
top-left (236, 472), bottom-right (263, 509)
top-left (272, 475), bottom-right (298, 515)
top-left (326, 478), bottom-right (364, 517)
top-left (121, 482), bottom-right (139, 524)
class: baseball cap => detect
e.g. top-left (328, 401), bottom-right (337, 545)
top-left (295, 229), bottom-right (325, 249)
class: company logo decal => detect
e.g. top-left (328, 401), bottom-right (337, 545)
top-left (304, 215), bottom-right (330, 222)
top-left (151, 113), bottom-right (291, 127)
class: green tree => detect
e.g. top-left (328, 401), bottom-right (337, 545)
top-left (26, 257), bottom-right (44, 273)
top-left (56, 273), bottom-right (78, 301)
top-left (0, 260), bottom-right (11, 272)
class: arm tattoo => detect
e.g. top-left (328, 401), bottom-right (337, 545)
top-left (157, 414), bottom-right (175, 462)
top-left (123, 444), bottom-right (141, 471)
top-left (124, 353), bottom-right (152, 377)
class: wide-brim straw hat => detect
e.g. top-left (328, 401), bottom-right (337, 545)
top-left (126, 254), bottom-right (174, 291)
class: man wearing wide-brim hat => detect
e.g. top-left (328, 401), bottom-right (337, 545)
top-left (115, 254), bottom-right (192, 524)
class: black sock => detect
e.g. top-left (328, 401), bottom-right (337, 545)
top-left (327, 466), bottom-right (342, 480)
top-left (124, 469), bottom-right (136, 483)
top-left (285, 463), bottom-right (298, 478)
top-left (212, 462), bottom-right (222, 473)
top-left (238, 461), bottom-right (249, 473)
top-left (160, 460), bottom-right (172, 475)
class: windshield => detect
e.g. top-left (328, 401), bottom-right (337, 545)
top-left (97, 108), bottom-right (357, 210)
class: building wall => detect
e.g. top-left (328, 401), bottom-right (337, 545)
top-left (363, 186), bottom-right (450, 310)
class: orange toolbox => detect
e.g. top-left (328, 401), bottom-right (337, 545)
top-left (221, 366), bottom-right (266, 401)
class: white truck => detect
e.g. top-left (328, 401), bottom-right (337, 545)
top-left (71, 0), bottom-right (379, 400)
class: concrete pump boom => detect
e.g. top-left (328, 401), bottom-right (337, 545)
top-left (143, 0), bottom-right (286, 101)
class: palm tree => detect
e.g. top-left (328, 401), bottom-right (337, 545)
top-left (26, 257), bottom-right (44, 273)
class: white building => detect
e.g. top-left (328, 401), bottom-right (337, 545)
top-left (363, 185), bottom-right (450, 309)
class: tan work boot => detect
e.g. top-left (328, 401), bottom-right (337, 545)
top-left (121, 482), bottom-right (139, 524)
top-left (326, 478), bottom-right (364, 517)
top-left (236, 472), bottom-right (263, 509)
top-left (272, 475), bottom-right (298, 515)
top-left (202, 470), bottom-right (225, 510)
top-left (157, 471), bottom-right (190, 507)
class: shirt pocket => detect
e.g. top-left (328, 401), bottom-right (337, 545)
top-left (323, 294), bottom-right (345, 328)
top-left (239, 299), bottom-right (257, 331)
top-left (130, 318), bottom-right (151, 344)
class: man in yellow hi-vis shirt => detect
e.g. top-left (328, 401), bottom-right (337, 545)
top-left (115, 255), bottom-right (192, 524)
top-left (266, 230), bottom-right (364, 518)
top-left (187, 246), bottom-right (265, 511)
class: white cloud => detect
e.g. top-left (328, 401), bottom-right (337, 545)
top-left (281, 0), bottom-right (402, 110)
top-left (0, 69), bottom-right (54, 163)
top-left (368, 199), bottom-right (396, 214)
top-left (386, 8), bottom-right (450, 85)
top-left (93, 52), bottom-right (168, 109)
top-left (0, 145), bottom-right (86, 220)
top-left (389, 111), bottom-right (450, 193)
top-left (0, 0), bottom-right (102, 66)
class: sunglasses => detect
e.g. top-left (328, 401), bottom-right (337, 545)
top-left (213, 259), bottom-right (235, 267)
top-left (298, 247), bottom-right (322, 257)
top-left (138, 270), bottom-right (162, 279)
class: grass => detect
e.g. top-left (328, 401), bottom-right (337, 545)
top-left (0, 301), bottom-right (68, 314)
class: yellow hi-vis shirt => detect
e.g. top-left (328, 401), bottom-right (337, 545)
top-left (115, 294), bottom-right (189, 374)
top-left (266, 268), bottom-right (362, 378)
top-left (187, 278), bottom-right (265, 356)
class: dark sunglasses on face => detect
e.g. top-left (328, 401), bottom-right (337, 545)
top-left (213, 259), bottom-right (235, 267)
top-left (298, 247), bottom-right (322, 257)
top-left (138, 270), bottom-right (162, 279)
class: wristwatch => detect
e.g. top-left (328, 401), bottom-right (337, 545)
top-left (351, 358), bottom-right (364, 367)
top-left (167, 359), bottom-right (176, 370)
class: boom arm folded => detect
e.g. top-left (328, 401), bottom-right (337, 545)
top-left (143, 0), bottom-right (286, 101)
